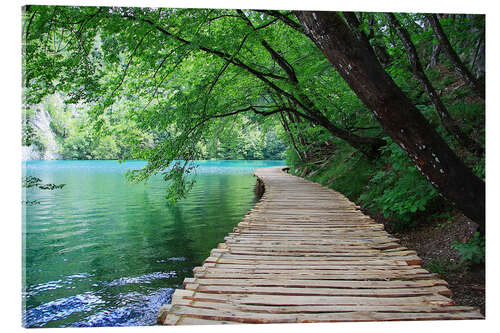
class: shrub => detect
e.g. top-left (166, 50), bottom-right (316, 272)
top-left (359, 137), bottom-right (440, 230)
top-left (423, 259), bottom-right (460, 279)
top-left (452, 232), bottom-right (485, 266)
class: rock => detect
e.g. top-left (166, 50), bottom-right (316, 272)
top-left (22, 145), bottom-right (42, 160)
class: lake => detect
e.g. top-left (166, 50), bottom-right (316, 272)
top-left (22, 160), bottom-right (285, 328)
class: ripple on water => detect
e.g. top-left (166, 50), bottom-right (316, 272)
top-left (24, 272), bottom-right (94, 298)
top-left (105, 271), bottom-right (177, 287)
top-left (23, 292), bottom-right (105, 328)
top-left (156, 257), bottom-right (186, 263)
top-left (72, 288), bottom-right (175, 327)
top-left (57, 242), bottom-right (99, 254)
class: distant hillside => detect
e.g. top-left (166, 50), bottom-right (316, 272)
top-left (22, 94), bottom-right (286, 161)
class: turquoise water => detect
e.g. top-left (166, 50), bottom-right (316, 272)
top-left (22, 160), bottom-right (285, 328)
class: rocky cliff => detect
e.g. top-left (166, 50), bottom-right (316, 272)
top-left (22, 106), bottom-right (61, 160)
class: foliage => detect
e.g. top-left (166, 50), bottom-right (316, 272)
top-left (23, 176), bottom-right (66, 190)
top-left (22, 106), bottom-right (36, 147)
top-left (25, 96), bottom-right (286, 161)
top-left (358, 138), bottom-right (440, 230)
top-left (289, 135), bottom-right (444, 231)
top-left (452, 232), bottom-right (485, 266)
top-left (23, 6), bottom-right (369, 195)
top-left (472, 156), bottom-right (485, 180)
top-left (291, 141), bottom-right (377, 201)
top-left (162, 161), bottom-right (196, 203)
top-left (22, 176), bottom-right (66, 205)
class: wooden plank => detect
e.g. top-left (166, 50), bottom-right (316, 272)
top-left (203, 263), bottom-right (413, 270)
top-left (221, 250), bottom-right (419, 261)
top-left (178, 300), bottom-right (476, 315)
top-left (194, 265), bottom-right (431, 275)
top-left (166, 305), bottom-right (482, 324)
top-left (195, 272), bottom-right (440, 281)
top-left (183, 292), bottom-right (455, 306)
top-left (221, 239), bottom-right (402, 247)
top-left (205, 257), bottom-right (423, 267)
top-left (184, 284), bottom-right (453, 297)
top-left (205, 254), bottom-right (419, 264)
top-left (176, 317), bottom-right (240, 325)
top-left (185, 278), bottom-right (449, 289)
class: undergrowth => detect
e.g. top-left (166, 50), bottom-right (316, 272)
top-left (452, 232), bottom-right (485, 267)
top-left (288, 136), bottom-right (450, 232)
top-left (422, 259), bottom-right (461, 279)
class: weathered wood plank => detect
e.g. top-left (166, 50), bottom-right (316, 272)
top-left (166, 304), bottom-right (483, 323)
top-left (184, 278), bottom-right (449, 289)
top-left (184, 284), bottom-right (453, 297)
top-left (201, 262), bottom-right (412, 270)
top-left (204, 255), bottom-right (420, 265)
top-left (183, 291), bottom-right (455, 306)
top-left (173, 300), bottom-right (476, 315)
top-left (195, 271), bottom-right (441, 281)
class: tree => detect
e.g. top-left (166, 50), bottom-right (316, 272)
top-left (385, 13), bottom-right (483, 157)
top-left (295, 11), bottom-right (485, 232)
top-left (426, 14), bottom-right (485, 100)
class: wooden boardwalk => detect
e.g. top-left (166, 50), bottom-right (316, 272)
top-left (158, 166), bottom-right (483, 325)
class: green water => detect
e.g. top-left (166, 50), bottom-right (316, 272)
top-left (22, 160), bottom-right (285, 327)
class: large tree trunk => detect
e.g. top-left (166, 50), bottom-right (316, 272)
top-left (426, 14), bottom-right (485, 100)
top-left (386, 13), bottom-right (484, 157)
top-left (295, 11), bottom-right (485, 232)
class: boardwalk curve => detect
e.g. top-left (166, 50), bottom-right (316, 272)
top-left (158, 166), bottom-right (483, 325)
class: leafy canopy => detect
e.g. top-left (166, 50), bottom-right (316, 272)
top-left (24, 6), bottom-right (372, 200)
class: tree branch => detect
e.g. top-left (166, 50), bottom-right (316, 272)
top-left (124, 13), bottom-right (288, 82)
top-left (426, 14), bottom-right (484, 99)
top-left (150, 44), bottom-right (186, 82)
top-left (111, 29), bottom-right (153, 96)
top-left (203, 34), bottom-right (249, 116)
top-left (122, 11), bottom-right (385, 158)
top-left (185, 105), bottom-right (287, 140)
top-left (142, 48), bottom-right (191, 112)
top-left (207, 14), bottom-right (240, 22)
top-left (236, 10), bottom-right (298, 83)
top-left (254, 18), bottom-right (279, 31)
top-left (255, 10), bottom-right (304, 33)
top-left (386, 12), bottom-right (483, 157)
top-left (24, 8), bottom-right (38, 41)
